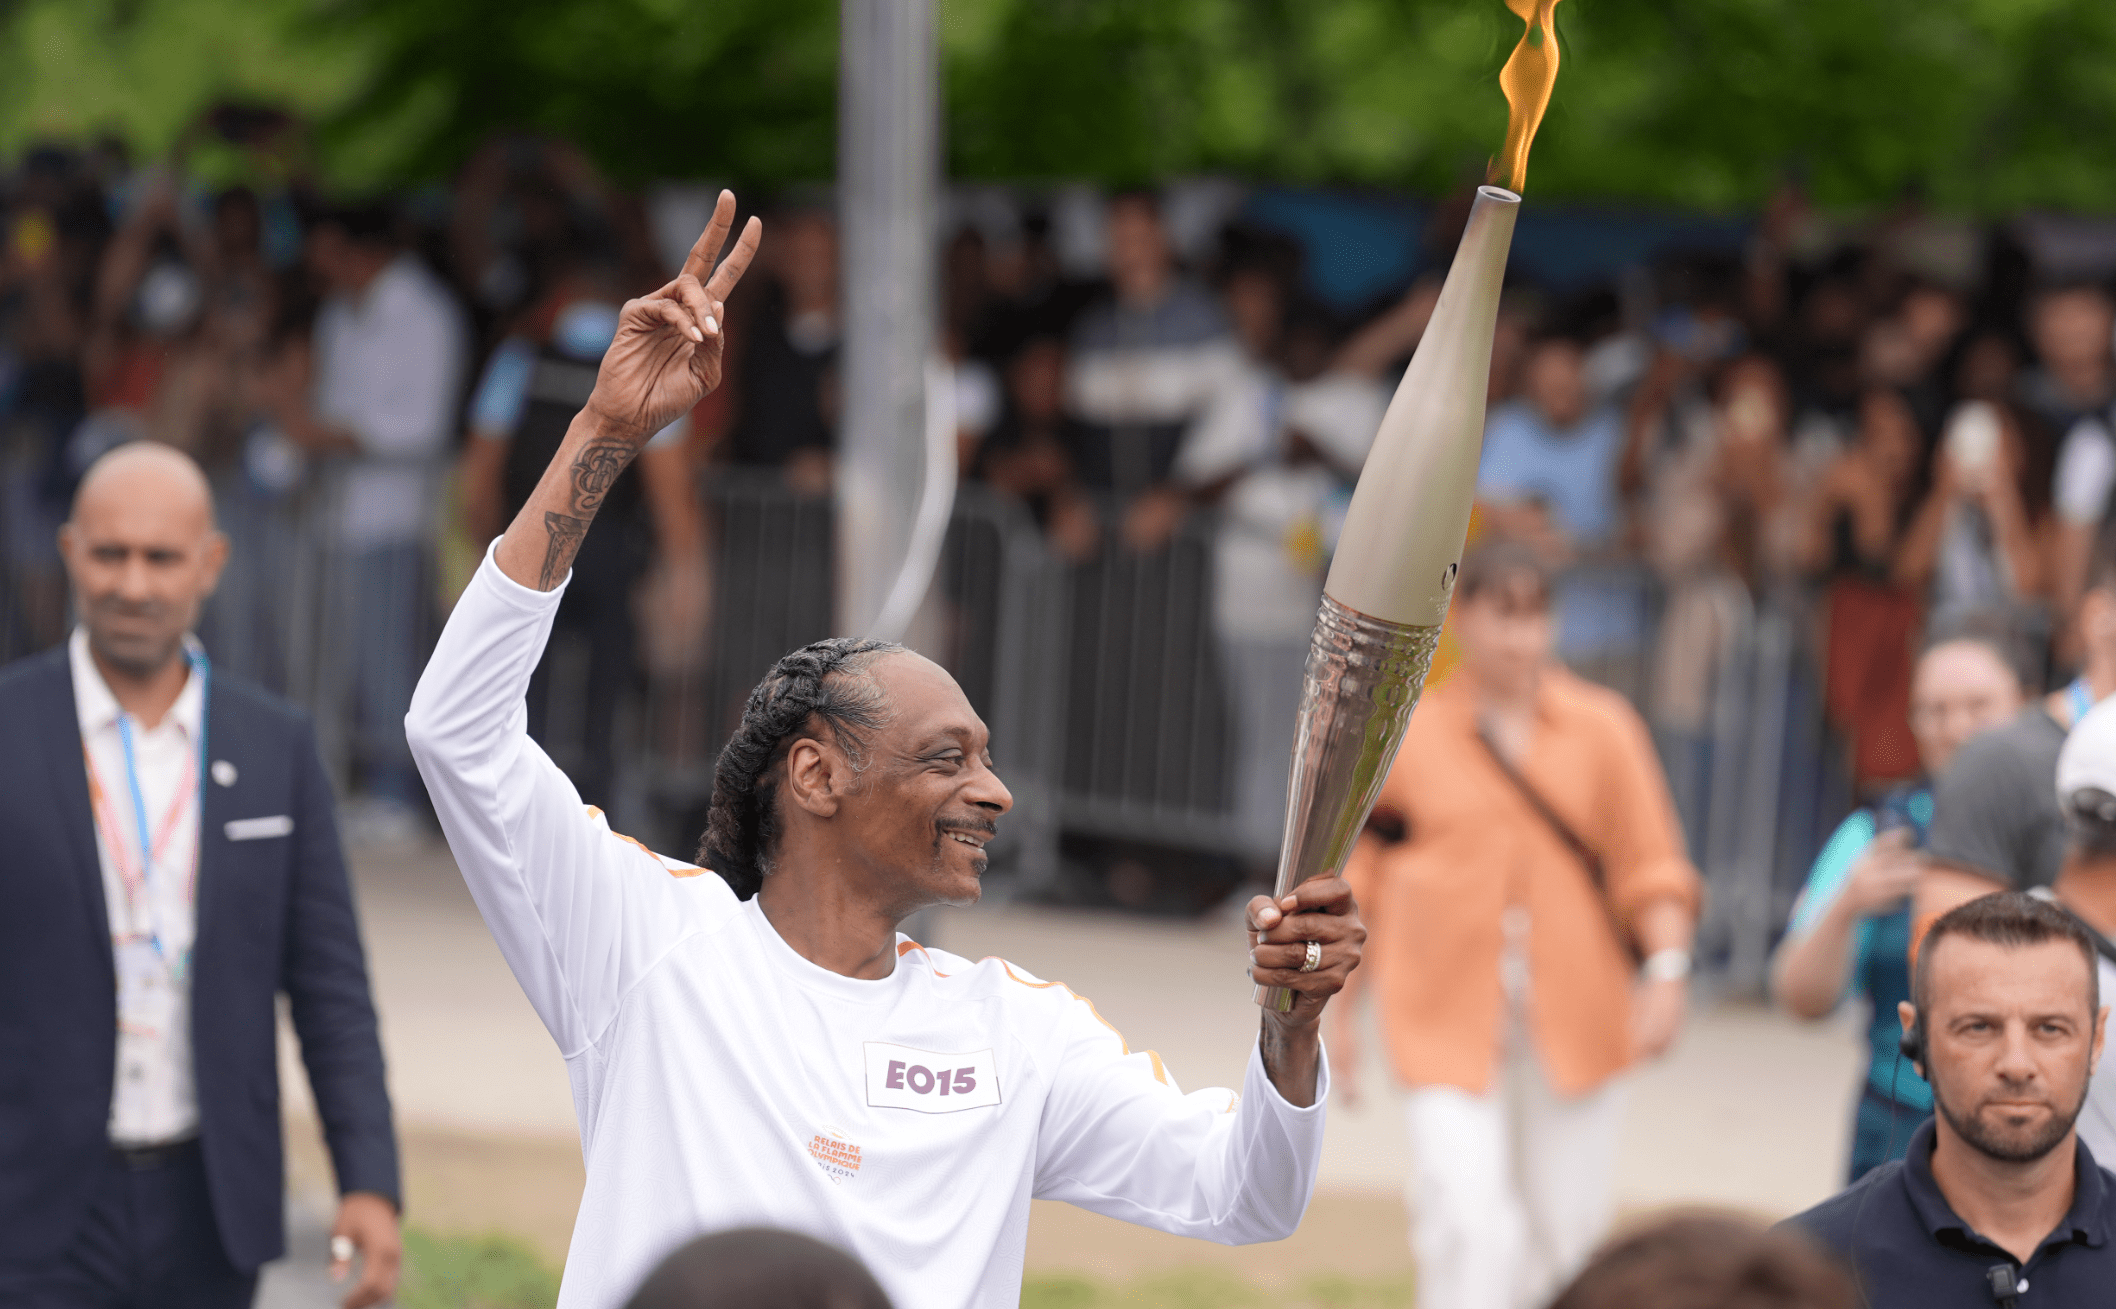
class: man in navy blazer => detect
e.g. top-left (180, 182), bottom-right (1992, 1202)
top-left (0, 443), bottom-right (401, 1307)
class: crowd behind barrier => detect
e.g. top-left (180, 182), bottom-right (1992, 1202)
top-left (16, 116), bottom-right (2116, 988)
top-left (614, 484), bottom-right (1848, 992)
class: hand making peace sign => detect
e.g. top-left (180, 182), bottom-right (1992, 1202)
top-left (495, 189), bottom-right (764, 592)
top-left (584, 188), bottom-right (764, 446)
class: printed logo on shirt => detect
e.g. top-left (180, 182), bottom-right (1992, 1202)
top-left (863, 1042), bottom-right (1001, 1114)
top-left (806, 1124), bottom-right (863, 1184)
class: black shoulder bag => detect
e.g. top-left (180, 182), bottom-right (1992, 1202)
top-left (1474, 723), bottom-right (1641, 965)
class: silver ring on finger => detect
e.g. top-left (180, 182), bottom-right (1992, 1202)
top-left (1298, 940), bottom-right (1322, 973)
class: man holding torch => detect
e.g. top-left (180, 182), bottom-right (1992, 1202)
top-left (406, 191), bottom-right (1361, 1309)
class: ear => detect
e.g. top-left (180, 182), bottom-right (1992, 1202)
top-left (2095, 1005), bottom-right (2110, 1072)
top-left (199, 530), bottom-right (230, 597)
top-left (782, 737), bottom-right (845, 821)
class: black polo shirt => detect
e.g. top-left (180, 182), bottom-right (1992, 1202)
top-left (1781, 1119), bottom-right (2116, 1306)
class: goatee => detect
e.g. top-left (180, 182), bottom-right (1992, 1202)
top-left (1935, 1085), bottom-right (2086, 1164)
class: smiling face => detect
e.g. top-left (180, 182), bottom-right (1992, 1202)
top-left (822, 653), bottom-right (1014, 914)
top-left (1916, 935), bottom-right (2104, 1164)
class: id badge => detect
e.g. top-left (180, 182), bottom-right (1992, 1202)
top-left (114, 936), bottom-right (176, 1039)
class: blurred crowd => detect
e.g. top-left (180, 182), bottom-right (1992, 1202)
top-left (12, 105), bottom-right (2116, 883)
top-left (23, 106), bottom-right (2116, 1309)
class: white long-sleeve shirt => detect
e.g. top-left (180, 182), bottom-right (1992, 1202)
top-left (406, 547), bottom-right (1328, 1309)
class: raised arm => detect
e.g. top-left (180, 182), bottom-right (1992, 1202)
top-left (1771, 818), bottom-right (1915, 1020)
top-left (406, 193), bottom-right (761, 1055)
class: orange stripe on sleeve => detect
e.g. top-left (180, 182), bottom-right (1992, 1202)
top-left (994, 961), bottom-right (1133, 1054)
top-left (897, 939), bottom-right (952, 977)
top-left (583, 805), bottom-right (691, 872)
top-left (998, 961), bottom-right (1060, 989)
top-left (1070, 990), bottom-right (1131, 1056)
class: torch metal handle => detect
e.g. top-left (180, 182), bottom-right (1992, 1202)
top-left (1258, 596), bottom-right (1441, 1013)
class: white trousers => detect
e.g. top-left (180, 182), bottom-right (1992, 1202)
top-left (1403, 1042), bottom-right (1626, 1309)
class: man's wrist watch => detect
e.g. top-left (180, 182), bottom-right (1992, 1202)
top-left (1640, 947), bottom-right (1693, 983)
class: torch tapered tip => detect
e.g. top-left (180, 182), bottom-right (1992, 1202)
top-left (1321, 186), bottom-right (1518, 627)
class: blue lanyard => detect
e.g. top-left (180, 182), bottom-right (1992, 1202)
top-left (2070, 675), bottom-right (2096, 728)
top-left (113, 645), bottom-right (210, 971)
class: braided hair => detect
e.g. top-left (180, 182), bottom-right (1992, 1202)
top-left (699, 637), bottom-right (904, 899)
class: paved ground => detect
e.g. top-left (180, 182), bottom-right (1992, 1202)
top-left (261, 838), bottom-right (1866, 1302)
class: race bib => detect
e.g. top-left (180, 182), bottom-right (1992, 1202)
top-left (863, 1042), bottom-right (1001, 1113)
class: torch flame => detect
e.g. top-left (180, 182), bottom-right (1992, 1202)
top-left (1494, 0), bottom-right (1564, 192)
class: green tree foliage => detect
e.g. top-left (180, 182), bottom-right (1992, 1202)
top-left (7, 0), bottom-right (2116, 212)
top-left (0, 0), bottom-right (367, 162)
top-left (944, 0), bottom-right (2116, 210)
top-left (313, 0), bottom-right (839, 186)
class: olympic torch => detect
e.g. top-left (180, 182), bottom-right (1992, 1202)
top-left (1252, 0), bottom-right (1565, 1012)
top-left (1256, 184), bottom-right (1519, 1013)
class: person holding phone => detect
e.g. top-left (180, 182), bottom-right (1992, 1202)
top-left (1892, 397), bottom-right (2048, 631)
top-left (1772, 622), bottom-right (2029, 1180)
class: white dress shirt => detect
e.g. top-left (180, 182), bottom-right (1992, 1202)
top-left (312, 253), bottom-right (468, 550)
top-left (72, 628), bottom-right (205, 1146)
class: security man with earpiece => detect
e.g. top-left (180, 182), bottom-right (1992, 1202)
top-left (1784, 892), bottom-right (2116, 1307)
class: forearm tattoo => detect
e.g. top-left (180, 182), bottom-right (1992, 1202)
top-left (569, 438), bottom-right (633, 515)
top-left (539, 512), bottom-right (590, 589)
top-left (536, 436), bottom-right (637, 588)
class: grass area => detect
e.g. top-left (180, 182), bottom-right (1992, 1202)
top-left (397, 1229), bottom-right (560, 1309)
top-left (1023, 1269), bottom-right (1415, 1308)
top-left (392, 1229), bottom-right (1416, 1309)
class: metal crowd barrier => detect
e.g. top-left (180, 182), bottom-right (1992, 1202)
top-left (1053, 513), bottom-right (1239, 857)
top-left (626, 476), bottom-right (1250, 896)
top-left (634, 484), bottom-right (1848, 957)
top-left (0, 434), bottom-right (444, 778)
top-left (198, 460), bottom-right (445, 803)
top-left (1538, 561), bottom-right (1845, 995)
top-left (0, 421), bottom-right (1846, 969)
